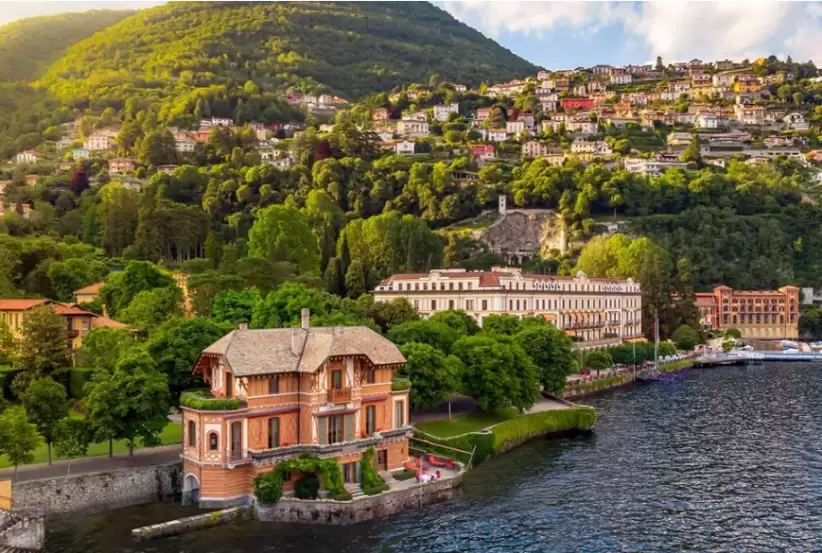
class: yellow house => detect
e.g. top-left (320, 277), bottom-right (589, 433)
top-left (0, 299), bottom-right (127, 353)
top-left (73, 282), bottom-right (104, 305)
top-left (733, 82), bottom-right (762, 93)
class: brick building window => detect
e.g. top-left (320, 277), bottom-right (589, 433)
top-left (208, 432), bottom-right (218, 451)
top-left (268, 417), bottom-right (280, 449)
top-left (188, 421), bottom-right (196, 447)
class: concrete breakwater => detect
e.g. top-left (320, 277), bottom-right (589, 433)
top-left (12, 462), bottom-right (181, 517)
top-left (563, 359), bottom-right (695, 400)
top-left (132, 506), bottom-right (249, 540)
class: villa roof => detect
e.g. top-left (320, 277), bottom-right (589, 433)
top-left (73, 282), bottom-right (104, 295)
top-left (0, 299), bottom-right (48, 311)
top-left (201, 327), bottom-right (405, 376)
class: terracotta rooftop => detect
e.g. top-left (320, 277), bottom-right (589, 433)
top-left (52, 304), bottom-right (95, 316)
top-left (202, 326), bottom-right (405, 377)
top-left (0, 299), bottom-right (48, 311)
top-left (91, 315), bottom-right (128, 329)
top-left (73, 282), bottom-right (104, 295)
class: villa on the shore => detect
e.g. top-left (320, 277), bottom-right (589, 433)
top-left (180, 309), bottom-right (413, 507)
top-left (696, 285), bottom-right (800, 339)
top-left (373, 268), bottom-right (643, 346)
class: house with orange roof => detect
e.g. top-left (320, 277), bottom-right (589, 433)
top-left (73, 282), bottom-right (104, 305)
top-left (0, 298), bottom-right (127, 353)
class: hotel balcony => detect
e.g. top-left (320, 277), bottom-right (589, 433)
top-left (565, 321), bottom-right (606, 330)
top-left (328, 387), bottom-right (352, 404)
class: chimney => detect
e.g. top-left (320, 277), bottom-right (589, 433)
top-left (301, 308), bottom-right (310, 329)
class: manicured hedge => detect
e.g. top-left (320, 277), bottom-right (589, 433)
top-left (414, 407), bottom-right (596, 466)
top-left (69, 367), bottom-right (94, 399)
top-left (361, 448), bottom-right (389, 495)
top-left (180, 390), bottom-right (241, 410)
top-left (391, 377), bottom-right (411, 391)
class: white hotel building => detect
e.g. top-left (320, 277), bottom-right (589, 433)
top-left (374, 268), bottom-right (643, 345)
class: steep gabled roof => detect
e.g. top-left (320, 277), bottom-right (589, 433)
top-left (201, 327), bottom-right (405, 377)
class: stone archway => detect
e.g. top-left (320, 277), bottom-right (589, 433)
top-left (182, 473), bottom-right (200, 505)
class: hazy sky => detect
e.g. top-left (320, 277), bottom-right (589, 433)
top-left (2, 1), bottom-right (822, 69)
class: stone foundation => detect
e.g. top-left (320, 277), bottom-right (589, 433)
top-left (132, 506), bottom-right (250, 540)
top-left (256, 473), bottom-right (463, 524)
top-left (12, 462), bottom-right (182, 517)
top-left (0, 510), bottom-right (45, 550)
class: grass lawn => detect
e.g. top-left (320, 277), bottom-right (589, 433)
top-left (0, 421), bottom-right (182, 469)
top-left (414, 408), bottom-right (518, 438)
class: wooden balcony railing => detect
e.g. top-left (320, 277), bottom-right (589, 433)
top-left (329, 387), bottom-right (352, 404)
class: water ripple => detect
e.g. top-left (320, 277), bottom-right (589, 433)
top-left (46, 363), bottom-right (822, 553)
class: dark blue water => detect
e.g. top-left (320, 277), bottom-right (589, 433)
top-left (48, 363), bottom-right (822, 553)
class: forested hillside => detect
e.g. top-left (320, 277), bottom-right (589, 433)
top-left (0, 10), bottom-right (131, 82)
top-left (43, 1), bottom-right (536, 103)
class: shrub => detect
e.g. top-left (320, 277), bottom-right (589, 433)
top-left (330, 490), bottom-right (352, 501)
top-left (253, 471), bottom-right (283, 504)
top-left (0, 366), bottom-right (22, 400)
top-left (180, 389), bottom-right (241, 410)
top-left (69, 367), bottom-right (94, 399)
top-left (360, 448), bottom-right (388, 495)
top-left (392, 468), bottom-right (417, 481)
top-left (391, 377), bottom-right (411, 391)
top-left (294, 473), bottom-right (320, 499)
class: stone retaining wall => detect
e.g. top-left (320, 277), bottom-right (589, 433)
top-left (0, 510), bottom-right (45, 550)
top-left (132, 507), bottom-right (249, 540)
top-left (257, 473), bottom-right (463, 525)
top-left (12, 462), bottom-right (182, 517)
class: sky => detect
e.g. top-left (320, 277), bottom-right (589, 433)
top-left (2, 1), bottom-right (822, 69)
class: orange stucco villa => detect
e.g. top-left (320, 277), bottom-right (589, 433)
top-left (181, 310), bottom-right (413, 507)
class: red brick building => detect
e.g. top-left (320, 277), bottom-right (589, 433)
top-left (695, 285), bottom-right (800, 339)
top-left (181, 310), bottom-right (412, 507)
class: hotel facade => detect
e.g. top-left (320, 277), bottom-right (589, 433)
top-left (695, 285), bottom-right (800, 339)
top-left (180, 311), bottom-right (412, 507)
top-left (373, 268), bottom-right (643, 344)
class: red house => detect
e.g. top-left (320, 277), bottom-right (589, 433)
top-left (470, 144), bottom-right (496, 159)
top-left (475, 108), bottom-right (492, 121)
top-left (561, 98), bottom-right (595, 111)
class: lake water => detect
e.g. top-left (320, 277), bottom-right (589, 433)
top-left (46, 362), bottom-right (822, 553)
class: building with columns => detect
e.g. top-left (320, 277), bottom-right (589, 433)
top-left (180, 310), bottom-right (412, 507)
top-left (373, 268), bottom-right (643, 344)
top-left (695, 285), bottom-right (800, 339)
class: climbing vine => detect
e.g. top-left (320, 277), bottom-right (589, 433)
top-left (253, 454), bottom-right (348, 504)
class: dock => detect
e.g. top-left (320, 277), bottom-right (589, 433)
top-left (695, 351), bottom-right (822, 367)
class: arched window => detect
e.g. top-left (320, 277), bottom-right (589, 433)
top-left (208, 432), bottom-right (218, 451)
top-left (188, 421), bottom-right (196, 447)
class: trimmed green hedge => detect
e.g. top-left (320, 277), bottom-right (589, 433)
top-left (392, 468), bottom-right (417, 481)
top-left (253, 454), bottom-right (347, 504)
top-left (361, 448), bottom-right (389, 495)
top-left (414, 407), bottom-right (596, 466)
top-left (658, 360), bottom-right (694, 374)
top-left (69, 367), bottom-right (94, 399)
top-left (180, 389), bottom-right (242, 410)
top-left (391, 377), bottom-right (411, 391)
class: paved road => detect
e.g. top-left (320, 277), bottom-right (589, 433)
top-left (0, 444), bottom-right (182, 483)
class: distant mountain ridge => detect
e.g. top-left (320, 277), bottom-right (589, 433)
top-left (40, 1), bottom-right (537, 101)
top-left (0, 10), bottom-right (132, 82)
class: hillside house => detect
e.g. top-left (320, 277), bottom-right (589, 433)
top-left (108, 157), bottom-right (136, 175)
top-left (396, 119), bottom-right (429, 138)
top-left (783, 113), bottom-right (809, 131)
top-left (394, 140), bottom-right (415, 155)
top-left (433, 103), bottom-right (459, 122)
top-left (372, 108), bottom-right (390, 122)
top-left (486, 129), bottom-right (508, 142)
top-left (561, 98), bottom-right (595, 111)
top-left (84, 130), bottom-right (118, 151)
top-left (14, 150), bottom-right (38, 164)
top-left (470, 144), bottom-right (495, 161)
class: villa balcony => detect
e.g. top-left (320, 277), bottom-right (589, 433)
top-left (180, 389), bottom-right (244, 411)
top-left (328, 387), bottom-right (352, 404)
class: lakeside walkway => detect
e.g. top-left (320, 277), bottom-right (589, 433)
top-left (0, 445), bottom-right (181, 483)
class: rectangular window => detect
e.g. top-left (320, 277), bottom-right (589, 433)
top-left (366, 405), bottom-right (376, 435)
top-left (268, 417), bottom-right (280, 448)
top-left (328, 415), bottom-right (344, 444)
top-left (281, 471), bottom-right (292, 482)
top-left (414, 300), bottom-right (419, 309)
top-left (482, 300), bottom-right (488, 311)
top-left (431, 300), bottom-right (437, 311)
top-left (466, 300), bottom-right (474, 311)
top-left (188, 421), bottom-right (196, 447)
top-left (331, 370), bottom-right (342, 390)
top-left (468, 283), bottom-right (473, 290)
top-left (81, 319), bottom-right (90, 331)
top-left (423, 283), bottom-right (428, 291)
top-left (343, 462), bottom-right (359, 483)
top-left (449, 299), bottom-right (455, 309)
top-left (458, 283), bottom-right (463, 291)
top-left (269, 375), bottom-right (279, 394)
top-left (415, 283), bottom-right (419, 290)
top-left (366, 367), bottom-right (376, 384)
top-left (225, 373), bottom-right (233, 399)
top-left (449, 282), bottom-right (454, 290)
top-left (394, 400), bottom-right (405, 428)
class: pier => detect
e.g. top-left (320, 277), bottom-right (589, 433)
top-left (695, 351), bottom-right (822, 367)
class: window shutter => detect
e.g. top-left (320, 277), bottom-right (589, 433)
top-left (344, 414), bottom-right (354, 442)
top-left (318, 417), bottom-right (328, 445)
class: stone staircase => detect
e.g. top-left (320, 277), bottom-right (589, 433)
top-left (379, 471), bottom-right (398, 485)
top-left (343, 482), bottom-right (365, 500)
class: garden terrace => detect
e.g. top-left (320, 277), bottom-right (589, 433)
top-left (180, 389), bottom-right (243, 411)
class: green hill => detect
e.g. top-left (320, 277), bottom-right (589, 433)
top-left (0, 10), bottom-right (132, 82)
top-left (42, 1), bottom-right (537, 103)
